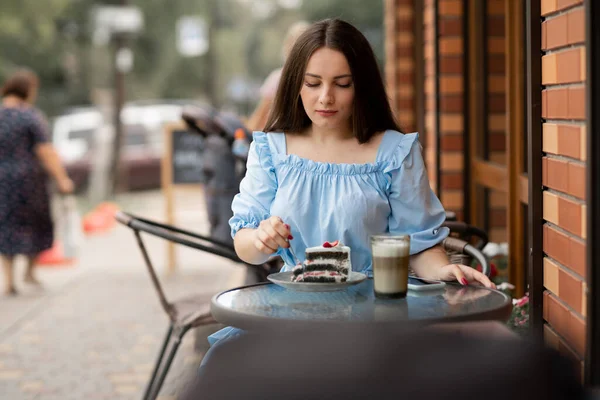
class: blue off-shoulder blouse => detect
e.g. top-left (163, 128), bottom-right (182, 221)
top-left (206, 130), bottom-right (450, 349)
top-left (229, 130), bottom-right (449, 275)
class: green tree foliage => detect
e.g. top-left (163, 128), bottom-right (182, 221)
top-left (0, 0), bottom-right (73, 115)
top-left (299, 0), bottom-right (385, 63)
top-left (0, 0), bottom-right (384, 117)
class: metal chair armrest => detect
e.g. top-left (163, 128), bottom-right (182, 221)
top-left (442, 221), bottom-right (489, 250)
top-left (115, 210), bottom-right (133, 226)
top-left (115, 211), bottom-right (240, 263)
top-left (442, 236), bottom-right (467, 253)
top-left (442, 237), bottom-right (491, 277)
top-left (464, 244), bottom-right (491, 277)
top-left (116, 211), bottom-right (233, 250)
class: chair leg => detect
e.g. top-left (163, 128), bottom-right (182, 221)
top-left (142, 324), bottom-right (174, 400)
top-left (147, 325), bottom-right (191, 400)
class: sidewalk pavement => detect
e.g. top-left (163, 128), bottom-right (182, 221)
top-left (0, 189), bottom-right (246, 400)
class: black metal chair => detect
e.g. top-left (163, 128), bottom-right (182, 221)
top-left (442, 220), bottom-right (490, 276)
top-left (116, 209), bottom-right (491, 400)
top-left (442, 220), bottom-right (489, 250)
top-left (441, 236), bottom-right (490, 277)
top-left (445, 210), bottom-right (457, 222)
top-left (115, 211), bottom-right (272, 400)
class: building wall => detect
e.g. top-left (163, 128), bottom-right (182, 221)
top-left (386, 0), bottom-right (466, 214)
top-left (423, 0), bottom-right (439, 193)
top-left (384, 0), bottom-right (417, 133)
top-left (486, 0), bottom-right (508, 243)
top-left (437, 0), bottom-right (466, 221)
top-left (539, 0), bottom-right (588, 381)
top-left (385, 1), bottom-right (591, 380)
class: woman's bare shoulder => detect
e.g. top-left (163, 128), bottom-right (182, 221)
top-left (364, 130), bottom-right (387, 148)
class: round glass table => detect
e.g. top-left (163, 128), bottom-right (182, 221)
top-left (211, 279), bottom-right (513, 332)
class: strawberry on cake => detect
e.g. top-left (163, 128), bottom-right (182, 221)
top-left (291, 240), bottom-right (352, 283)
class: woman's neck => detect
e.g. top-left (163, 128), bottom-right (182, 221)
top-left (307, 124), bottom-right (354, 144)
top-left (2, 95), bottom-right (26, 108)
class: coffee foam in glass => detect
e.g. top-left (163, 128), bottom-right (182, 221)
top-left (371, 239), bottom-right (410, 257)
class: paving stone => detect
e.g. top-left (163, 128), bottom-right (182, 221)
top-left (0, 191), bottom-right (246, 399)
top-left (0, 369), bottom-right (25, 380)
top-left (113, 383), bottom-right (141, 395)
top-left (20, 380), bottom-right (45, 391)
top-left (0, 343), bottom-right (14, 354)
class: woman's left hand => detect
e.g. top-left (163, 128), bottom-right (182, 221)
top-left (437, 264), bottom-right (496, 289)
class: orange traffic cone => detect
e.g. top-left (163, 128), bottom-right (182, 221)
top-left (83, 202), bottom-right (119, 235)
top-left (37, 241), bottom-right (75, 267)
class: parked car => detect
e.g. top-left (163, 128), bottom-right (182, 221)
top-left (51, 102), bottom-right (188, 192)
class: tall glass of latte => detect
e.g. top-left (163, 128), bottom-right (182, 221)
top-left (370, 234), bottom-right (410, 298)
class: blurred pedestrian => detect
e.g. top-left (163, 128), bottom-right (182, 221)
top-left (246, 20), bottom-right (310, 131)
top-left (0, 69), bottom-right (74, 295)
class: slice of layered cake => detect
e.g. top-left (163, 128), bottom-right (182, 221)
top-left (291, 240), bottom-right (351, 283)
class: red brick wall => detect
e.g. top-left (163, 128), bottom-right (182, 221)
top-left (386, 0), bottom-right (467, 218)
top-left (424, 0), bottom-right (438, 193)
top-left (540, 0), bottom-right (587, 381)
top-left (384, 3), bottom-right (592, 377)
top-left (437, 0), bottom-right (465, 220)
top-left (385, 0), bottom-right (417, 132)
top-left (486, 0), bottom-right (508, 242)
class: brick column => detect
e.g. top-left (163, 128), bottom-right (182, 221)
top-left (384, 0), bottom-right (417, 132)
top-left (540, 0), bottom-right (587, 382)
top-left (437, 0), bottom-right (466, 219)
top-left (487, 0), bottom-right (508, 242)
top-left (423, 0), bottom-right (438, 192)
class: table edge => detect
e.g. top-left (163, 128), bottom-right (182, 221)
top-left (210, 281), bottom-right (514, 331)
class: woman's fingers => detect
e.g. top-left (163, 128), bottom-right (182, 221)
top-left (458, 265), bottom-right (496, 289)
top-left (448, 264), bottom-right (468, 286)
top-left (254, 217), bottom-right (291, 255)
top-left (262, 220), bottom-right (290, 249)
top-left (255, 229), bottom-right (278, 254)
top-left (441, 263), bottom-right (496, 289)
top-left (270, 216), bottom-right (292, 241)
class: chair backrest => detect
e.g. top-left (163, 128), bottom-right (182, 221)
top-left (132, 229), bottom-right (176, 319)
top-left (115, 211), bottom-right (243, 321)
top-left (442, 221), bottom-right (489, 250)
top-left (443, 237), bottom-right (490, 276)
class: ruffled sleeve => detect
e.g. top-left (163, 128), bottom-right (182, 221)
top-left (228, 132), bottom-right (278, 238)
top-left (384, 132), bottom-right (449, 255)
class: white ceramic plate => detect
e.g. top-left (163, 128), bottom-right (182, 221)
top-left (267, 271), bottom-right (368, 292)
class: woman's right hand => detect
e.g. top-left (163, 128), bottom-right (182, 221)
top-left (56, 176), bottom-right (74, 194)
top-left (253, 216), bottom-right (292, 255)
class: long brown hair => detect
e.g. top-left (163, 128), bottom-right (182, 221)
top-left (264, 19), bottom-right (401, 144)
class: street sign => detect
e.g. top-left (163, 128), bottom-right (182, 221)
top-left (92, 5), bottom-right (144, 36)
top-left (116, 47), bottom-right (134, 73)
top-left (176, 16), bottom-right (209, 57)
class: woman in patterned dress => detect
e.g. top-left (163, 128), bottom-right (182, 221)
top-left (0, 69), bottom-right (74, 295)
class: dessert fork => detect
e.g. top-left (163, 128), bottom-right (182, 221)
top-left (287, 240), bottom-right (302, 266)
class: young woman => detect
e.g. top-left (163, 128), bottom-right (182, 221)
top-left (204, 18), bottom-right (493, 352)
top-left (231, 19), bottom-right (493, 288)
